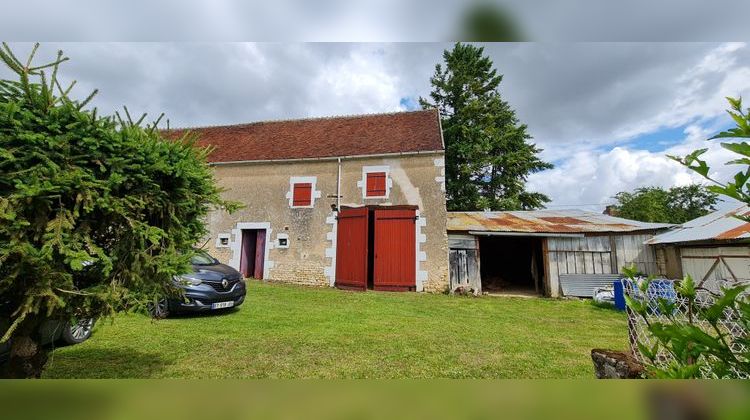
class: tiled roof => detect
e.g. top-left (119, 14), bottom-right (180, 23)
top-left (164, 109), bottom-right (444, 163)
top-left (448, 210), bottom-right (673, 234)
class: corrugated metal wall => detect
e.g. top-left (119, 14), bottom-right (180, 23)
top-left (547, 233), bottom-right (658, 297)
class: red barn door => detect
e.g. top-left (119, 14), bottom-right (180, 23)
top-left (373, 209), bottom-right (416, 291)
top-left (335, 207), bottom-right (369, 290)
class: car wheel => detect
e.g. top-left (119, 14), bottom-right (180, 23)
top-left (62, 318), bottom-right (95, 345)
top-left (147, 298), bottom-right (170, 319)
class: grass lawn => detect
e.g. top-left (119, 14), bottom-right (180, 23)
top-left (43, 281), bottom-right (627, 378)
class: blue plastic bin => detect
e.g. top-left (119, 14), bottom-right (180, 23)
top-left (613, 280), bottom-right (626, 311)
top-left (614, 278), bottom-right (677, 313)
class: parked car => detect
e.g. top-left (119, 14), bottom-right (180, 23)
top-left (149, 250), bottom-right (246, 318)
top-left (0, 317), bottom-right (95, 364)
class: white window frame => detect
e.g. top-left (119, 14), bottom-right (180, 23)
top-left (286, 176), bottom-right (321, 208)
top-left (276, 233), bottom-right (290, 249)
top-left (358, 165), bottom-right (392, 199)
top-left (215, 233), bottom-right (231, 248)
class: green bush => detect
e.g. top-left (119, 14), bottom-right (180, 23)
top-left (0, 43), bottom-right (238, 377)
top-left (624, 265), bottom-right (750, 378)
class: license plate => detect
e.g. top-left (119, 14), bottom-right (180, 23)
top-left (211, 301), bottom-right (234, 310)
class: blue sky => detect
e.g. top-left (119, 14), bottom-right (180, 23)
top-left (624, 116), bottom-right (735, 153)
top-left (626, 125), bottom-right (695, 152)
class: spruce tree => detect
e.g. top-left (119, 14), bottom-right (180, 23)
top-left (0, 44), bottom-right (238, 378)
top-left (421, 43), bottom-right (552, 211)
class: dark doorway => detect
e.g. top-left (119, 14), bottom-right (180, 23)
top-left (240, 229), bottom-right (266, 279)
top-left (478, 236), bottom-right (544, 295)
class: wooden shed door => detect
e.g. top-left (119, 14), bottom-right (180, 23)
top-left (335, 207), bottom-right (369, 290)
top-left (373, 209), bottom-right (416, 291)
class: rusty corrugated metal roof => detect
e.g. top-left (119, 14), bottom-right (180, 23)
top-left (447, 210), bottom-right (673, 234)
top-left (648, 205), bottom-right (750, 244)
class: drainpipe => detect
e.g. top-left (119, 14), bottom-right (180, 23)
top-left (336, 157), bottom-right (341, 211)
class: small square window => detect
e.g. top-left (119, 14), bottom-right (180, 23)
top-left (366, 172), bottom-right (387, 197)
top-left (276, 234), bottom-right (290, 248)
top-left (215, 233), bottom-right (231, 248)
top-left (292, 183), bottom-right (313, 207)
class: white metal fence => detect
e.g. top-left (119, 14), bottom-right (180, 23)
top-left (624, 278), bottom-right (749, 379)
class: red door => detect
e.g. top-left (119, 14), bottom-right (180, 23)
top-left (373, 209), bottom-right (416, 291)
top-left (335, 207), bottom-right (369, 290)
top-left (254, 230), bottom-right (266, 279)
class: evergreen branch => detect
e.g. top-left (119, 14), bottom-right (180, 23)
top-left (123, 106), bottom-right (134, 125)
top-left (55, 79), bottom-right (76, 102)
top-left (148, 113), bottom-right (166, 133)
top-left (134, 112), bottom-right (147, 127)
top-left (114, 110), bottom-right (125, 126)
top-left (54, 288), bottom-right (94, 296)
top-left (76, 88), bottom-right (98, 110)
top-left (49, 50), bottom-right (64, 92)
top-left (28, 57), bottom-right (70, 73)
top-left (39, 70), bottom-right (51, 107)
top-left (0, 46), bottom-right (24, 75)
top-left (24, 42), bottom-right (40, 70)
top-left (1, 42), bottom-right (25, 73)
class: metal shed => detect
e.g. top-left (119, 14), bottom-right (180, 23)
top-left (648, 205), bottom-right (750, 292)
top-left (447, 210), bottom-right (672, 297)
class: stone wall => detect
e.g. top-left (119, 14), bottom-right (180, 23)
top-left (202, 152), bottom-right (449, 292)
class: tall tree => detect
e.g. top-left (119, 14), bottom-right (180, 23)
top-left (611, 184), bottom-right (718, 224)
top-left (0, 44), bottom-right (238, 378)
top-left (420, 43), bottom-right (552, 211)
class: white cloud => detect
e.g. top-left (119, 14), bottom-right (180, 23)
top-left (526, 42), bottom-right (750, 210)
top-left (614, 42), bottom-right (750, 140)
top-left (4, 42), bottom-right (750, 210)
top-left (528, 122), bottom-right (744, 211)
top-left (308, 47), bottom-right (405, 116)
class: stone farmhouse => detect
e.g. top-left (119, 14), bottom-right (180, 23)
top-left (168, 110), bottom-right (450, 292)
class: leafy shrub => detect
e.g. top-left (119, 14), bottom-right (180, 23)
top-left (624, 265), bottom-right (750, 378)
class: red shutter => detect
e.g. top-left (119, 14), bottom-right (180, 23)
top-left (292, 183), bottom-right (312, 206)
top-left (366, 172), bottom-right (387, 197)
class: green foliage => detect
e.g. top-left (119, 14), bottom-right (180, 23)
top-left (625, 96), bottom-right (750, 379)
top-left (0, 44), bottom-right (238, 346)
top-left (420, 43), bottom-right (553, 211)
top-left (623, 267), bottom-right (750, 378)
top-left (460, 4), bottom-right (523, 41)
top-left (611, 184), bottom-right (718, 224)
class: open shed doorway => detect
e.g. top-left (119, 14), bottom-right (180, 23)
top-left (240, 229), bottom-right (266, 279)
top-left (478, 236), bottom-right (544, 296)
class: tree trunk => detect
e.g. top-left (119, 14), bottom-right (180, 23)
top-left (0, 318), bottom-right (49, 379)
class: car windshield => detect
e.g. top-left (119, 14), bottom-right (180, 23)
top-left (190, 251), bottom-right (216, 266)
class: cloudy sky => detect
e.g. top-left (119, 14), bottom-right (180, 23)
top-left (4, 42), bottom-right (750, 210)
